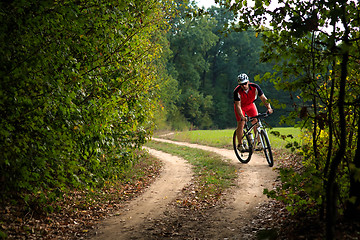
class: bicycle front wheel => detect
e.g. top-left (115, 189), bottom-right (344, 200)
top-left (260, 130), bottom-right (273, 167)
top-left (233, 129), bottom-right (252, 163)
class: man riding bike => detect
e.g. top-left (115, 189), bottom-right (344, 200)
top-left (234, 73), bottom-right (273, 151)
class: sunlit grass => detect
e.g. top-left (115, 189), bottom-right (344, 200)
top-left (155, 127), bottom-right (302, 151)
top-left (267, 127), bottom-right (302, 151)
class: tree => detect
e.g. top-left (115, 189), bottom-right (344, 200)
top-left (163, 2), bottom-right (283, 129)
top-left (221, 0), bottom-right (360, 239)
top-left (219, 0), bottom-right (360, 238)
top-left (0, 0), bottom-right (169, 203)
top-left (205, 5), bottom-right (280, 128)
top-left (165, 0), bottom-right (218, 129)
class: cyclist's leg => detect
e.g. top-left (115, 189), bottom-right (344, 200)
top-left (244, 103), bottom-right (259, 141)
top-left (236, 120), bottom-right (245, 145)
top-left (234, 104), bottom-right (246, 145)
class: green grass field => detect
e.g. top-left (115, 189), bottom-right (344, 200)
top-left (155, 127), bottom-right (302, 151)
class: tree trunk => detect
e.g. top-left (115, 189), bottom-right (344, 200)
top-left (326, 8), bottom-right (349, 237)
top-left (345, 111), bottom-right (360, 220)
top-left (326, 52), bottom-right (348, 240)
top-left (321, 62), bottom-right (336, 220)
top-left (313, 96), bottom-right (319, 169)
top-left (310, 32), bottom-right (319, 170)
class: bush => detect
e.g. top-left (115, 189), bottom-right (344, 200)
top-left (0, 0), bottom-right (169, 205)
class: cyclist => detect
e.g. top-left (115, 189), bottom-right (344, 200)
top-left (234, 73), bottom-right (273, 151)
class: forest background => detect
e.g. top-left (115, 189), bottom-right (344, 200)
top-left (156, 1), bottom-right (286, 130)
top-left (1, 0), bottom-right (359, 239)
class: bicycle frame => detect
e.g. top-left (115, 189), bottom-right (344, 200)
top-left (233, 112), bottom-right (273, 167)
top-left (242, 114), bottom-right (267, 152)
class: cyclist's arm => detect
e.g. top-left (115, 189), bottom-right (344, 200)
top-left (259, 94), bottom-right (273, 114)
top-left (235, 100), bottom-right (246, 121)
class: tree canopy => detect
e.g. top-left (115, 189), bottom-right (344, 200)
top-left (161, 1), bottom-right (286, 129)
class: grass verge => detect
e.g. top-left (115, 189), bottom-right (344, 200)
top-left (146, 141), bottom-right (237, 209)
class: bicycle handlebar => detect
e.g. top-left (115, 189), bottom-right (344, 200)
top-left (248, 112), bottom-right (270, 121)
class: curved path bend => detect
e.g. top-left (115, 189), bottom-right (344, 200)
top-left (92, 148), bottom-right (193, 240)
top-left (91, 138), bottom-right (278, 239)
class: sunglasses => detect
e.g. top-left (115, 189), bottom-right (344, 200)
top-left (240, 82), bottom-right (248, 86)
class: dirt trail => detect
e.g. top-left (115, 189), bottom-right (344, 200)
top-left (91, 148), bottom-right (193, 240)
top-left (152, 138), bottom-right (278, 234)
top-left (91, 138), bottom-right (278, 239)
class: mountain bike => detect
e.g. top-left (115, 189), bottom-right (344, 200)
top-left (233, 112), bottom-right (273, 167)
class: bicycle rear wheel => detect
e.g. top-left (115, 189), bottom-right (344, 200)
top-left (233, 129), bottom-right (253, 163)
top-left (260, 130), bottom-right (273, 167)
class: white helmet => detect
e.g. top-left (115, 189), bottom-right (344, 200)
top-left (237, 73), bottom-right (249, 84)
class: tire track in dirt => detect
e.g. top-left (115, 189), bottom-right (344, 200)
top-left (91, 148), bottom-right (193, 240)
top-left (152, 138), bottom-right (278, 238)
top-left (91, 138), bottom-right (278, 239)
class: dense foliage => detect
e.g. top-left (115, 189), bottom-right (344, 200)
top-left (220, 0), bottom-right (360, 238)
top-left (0, 0), bottom-right (169, 203)
top-left (158, 1), bottom-right (288, 130)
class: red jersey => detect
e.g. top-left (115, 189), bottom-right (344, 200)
top-left (233, 82), bottom-right (264, 107)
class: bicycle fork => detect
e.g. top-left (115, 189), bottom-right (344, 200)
top-left (253, 125), bottom-right (266, 152)
top-left (245, 123), bottom-right (265, 153)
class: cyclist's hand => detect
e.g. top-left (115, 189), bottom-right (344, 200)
top-left (240, 115), bottom-right (247, 121)
top-left (267, 109), bottom-right (273, 114)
